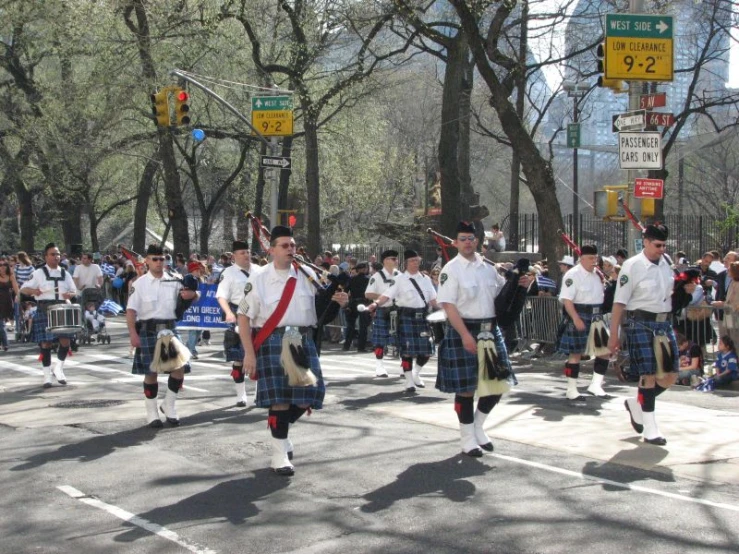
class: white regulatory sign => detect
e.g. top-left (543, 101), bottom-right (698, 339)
top-left (618, 131), bottom-right (662, 170)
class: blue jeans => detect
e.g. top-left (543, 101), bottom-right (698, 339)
top-left (187, 330), bottom-right (201, 355)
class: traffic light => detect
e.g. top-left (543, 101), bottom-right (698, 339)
top-left (150, 91), bottom-right (170, 127)
top-left (596, 43), bottom-right (627, 93)
top-left (174, 89), bottom-right (191, 126)
top-left (641, 198), bottom-right (655, 218)
top-left (594, 190), bottom-right (620, 218)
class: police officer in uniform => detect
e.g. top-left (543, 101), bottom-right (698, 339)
top-left (237, 226), bottom-right (326, 476)
top-left (368, 249), bottom-right (438, 393)
top-left (216, 240), bottom-right (256, 407)
top-left (365, 250), bottom-right (399, 377)
top-left (126, 244), bottom-right (199, 428)
top-left (343, 261), bottom-right (371, 352)
top-left (20, 243), bottom-right (78, 388)
top-left (558, 245), bottom-right (611, 401)
top-left (608, 224), bottom-right (678, 445)
top-left (436, 222), bottom-right (530, 456)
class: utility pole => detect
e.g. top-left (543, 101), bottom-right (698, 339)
top-left (627, 0), bottom-right (644, 256)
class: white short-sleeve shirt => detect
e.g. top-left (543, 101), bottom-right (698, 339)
top-left (126, 271), bottom-right (183, 320)
top-left (216, 264), bottom-right (256, 306)
top-left (23, 265), bottom-right (77, 301)
top-left (365, 268), bottom-right (399, 298)
top-left (558, 264), bottom-right (604, 305)
top-left (436, 253), bottom-right (505, 319)
top-left (382, 271), bottom-right (437, 309)
top-left (613, 251), bottom-right (673, 312)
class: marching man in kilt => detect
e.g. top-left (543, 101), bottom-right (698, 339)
top-left (368, 249), bottom-right (438, 393)
top-left (435, 222), bottom-right (530, 456)
top-left (216, 240), bottom-right (257, 407)
top-left (557, 245), bottom-right (612, 403)
top-left (20, 243), bottom-right (78, 388)
top-left (365, 250), bottom-right (399, 377)
top-left (237, 226), bottom-right (326, 477)
top-left (608, 224), bottom-right (678, 445)
top-left (126, 245), bottom-right (199, 428)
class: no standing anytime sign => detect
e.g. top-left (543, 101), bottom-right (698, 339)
top-left (618, 132), bottom-right (662, 170)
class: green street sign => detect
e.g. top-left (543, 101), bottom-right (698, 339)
top-left (604, 13), bottom-right (674, 81)
top-left (567, 123), bottom-right (581, 148)
top-left (251, 96), bottom-right (293, 111)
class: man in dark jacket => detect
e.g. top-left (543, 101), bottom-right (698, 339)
top-left (343, 262), bottom-right (371, 352)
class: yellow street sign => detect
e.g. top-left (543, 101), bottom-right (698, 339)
top-left (605, 37), bottom-right (673, 81)
top-left (251, 110), bottom-right (293, 137)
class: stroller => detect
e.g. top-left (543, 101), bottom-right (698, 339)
top-left (79, 288), bottom-right (111, 345)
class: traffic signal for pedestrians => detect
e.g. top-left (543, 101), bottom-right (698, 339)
top-left (596, 44), bottom-right (627, 93)
top-left (150, 91), bottom-right (170, 127)
top-left (174, 89), bottom-right (191, 126)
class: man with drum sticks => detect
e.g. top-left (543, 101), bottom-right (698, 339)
top-left (435, 222), bottom-right (530, 457)
top-left (20, 243), bottom-right (78, 389)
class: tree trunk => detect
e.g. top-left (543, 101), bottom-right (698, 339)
top-left (303, 118), bottom-right (321, 255)
top-left (199, 211), bottom-right (211, 255)
top-left (159, 132), bottom-right (189, 254)
top-left (59, 195), bottom-right (83, 249)
top-left (222, 194), bottom-right (234, 250)
top-left (458, 44), bottom-right (475, 214)
top-left (252, 142), bottom-right (268, 251)
top-left (17, 183), bottom-right (34, 252)
top-left (133, 156), bottom-right (158, 253)
top-left (438, 32), bottom-right (468, 237)
top-left (509, 154), bottom-right (520, 251)
top-left (278, 136), bottom-right (293, 211)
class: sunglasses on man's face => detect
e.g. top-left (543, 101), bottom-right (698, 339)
top-left (276, 242), bottom-right (297, 250)
top-left (457, 236), bottom-right (476, 242)
top-left (150, 256), bottom-right (165, 262)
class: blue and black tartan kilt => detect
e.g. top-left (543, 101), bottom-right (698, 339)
top-left (557, 311), bottom-right (600, 354)
top-left (624, 319), bottom-right (678, 376)
top-left (31, 310), bottom-right (76, 344)
top-left (132, 330), bottom-right (192, 375)
top-left (372, 308), bottom-right (396, 348)
top-left (397, 308), bottom-right (433, 357)
top-left (224, 303), bottom-right (245, 362)
top-left (436, 319), bottom-right (511, 394)
top-left (254, 332), bottom-right (325, 409)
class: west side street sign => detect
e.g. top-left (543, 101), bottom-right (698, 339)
top-left (612, 110), bottom-right (646, 132)
top-left (605, 14), bottom-right (674, 82)
top-left (618, 131), bottom-right (662, 170)
top-left (261, 155), bottom-right (292, 169)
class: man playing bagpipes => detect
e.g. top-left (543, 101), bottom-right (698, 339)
top-left (435, 221), bottom-right (531, 457)
top-left (237, 226), bottom-right (328, 476)
top-left (557, 244), bottom-right (613, 402)
top-left (608, 224), bottom-right (679, 446)
top-left (364, 250), bottom-right (400, 377)
top-left (216, 239), bottom-right (258, 408)
top-left (368, 249), bottom-right (439, 393)
top-left (126, 244), bottom-right (200, 428)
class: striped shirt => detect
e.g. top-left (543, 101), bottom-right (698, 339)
top-left (14, 264), bottom-right (34, 286)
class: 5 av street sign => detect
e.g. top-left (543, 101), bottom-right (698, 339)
top-left (612, 110), bottom-right (646, 132)
top-left (605, 14), bottom-right (674, 82)
top-left (640, 92), bottom-right (667, 110)
top-left (261, 155), bottom-right (291, 169)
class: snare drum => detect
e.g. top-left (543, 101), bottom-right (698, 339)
top-left (46, 304), bottom-right (83, 335)
top-left (426, 310), bottom-right (447, 344)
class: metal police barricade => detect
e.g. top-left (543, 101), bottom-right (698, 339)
top-left (516, 296), bottom-right (564, 354)
top-left (680, 304), bottom-right (729, 368)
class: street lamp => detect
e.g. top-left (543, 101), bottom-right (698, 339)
top-left (562, 80), bottom-right (588, 246)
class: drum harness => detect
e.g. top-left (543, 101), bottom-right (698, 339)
top-left (38, 266), bottom-right (69, 312)
top-left (378, 269), bottom-right (399, 336)
top-left (407, 276), bottom-right (433, 338)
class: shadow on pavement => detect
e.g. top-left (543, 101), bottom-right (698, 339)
top-left (505, 391), bottom-right (604, 421)
top-left (360, 455), bottom-right (491, 513)
top-left (341, 391), bottom-right (446, 410)
top-left (582, 441), bottom-right (674, 491)
top-left (114, 469), bottom-right (288, 543)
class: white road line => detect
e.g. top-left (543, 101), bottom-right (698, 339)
top-left (0, 359), bottom-right (40, 376)
top-left (490, 452), bottom-right (739, 513)
top-left (57, 485), bottom-right (217, 554)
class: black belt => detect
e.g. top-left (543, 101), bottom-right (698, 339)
top-left (137, 319), bottom-right (176, 332)
top-left (462, 317), bottom-right (497, 326)
top-left (38, 300), bottom-right (65, 306)
top-left (398, 307), bottom-right (427, 315)
top-left (627, 310), bottom-right (670, 322)
top-left (267, 326), bottom-right (314, 336)
top-left (574, 304), bottom-right (602, 315)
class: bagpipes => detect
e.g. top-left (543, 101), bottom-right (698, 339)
top-left (246, 212), bottom-right (271, 253)
top-left (426, 227), bottom-right (528, 327)
top-left (118, 245), bottom-right (145, 270)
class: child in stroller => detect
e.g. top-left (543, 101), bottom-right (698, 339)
top-left (80, 288), bottom-right (111, 345)
top-left (20, 301), bottom-right (36, 343)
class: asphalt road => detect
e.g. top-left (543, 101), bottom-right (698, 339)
top-left (1, 319), bottom-right (738, 554)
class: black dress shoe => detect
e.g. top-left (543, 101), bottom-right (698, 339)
top-left (43, 382), bottom-right (52, 389)
top-left (160, 407), bottom-right (180, 426)
top-left (566, 395), bottom-right (587, 404)
top-left (463, 448), bottom-right (483, 458)
top-left (273, 466), bottom-right (295, 476)
top-left (148, 420), bottom-right (164, 429)
top-left (644, 436), bottom-right (667, 446)
top-left (236, 400), bottom-right (247, 407)
top-left (479, 442), bottom-right (494, 452)
top-left (404, 386), bottom-right (416, 394)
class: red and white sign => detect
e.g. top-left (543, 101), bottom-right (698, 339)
top-left (646, 112), bottom-right (675, 127)
top-left (634, 178), bottom-right (664, 199)
top-left (639, 92), bottom-right (667, 110)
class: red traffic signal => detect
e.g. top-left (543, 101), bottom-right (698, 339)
top-left (177, 90), bottom-right (189, 102)
top-left (288, 214), bottom-right (297, 227)
top-left (174, 88), bottom-right (191, 126)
